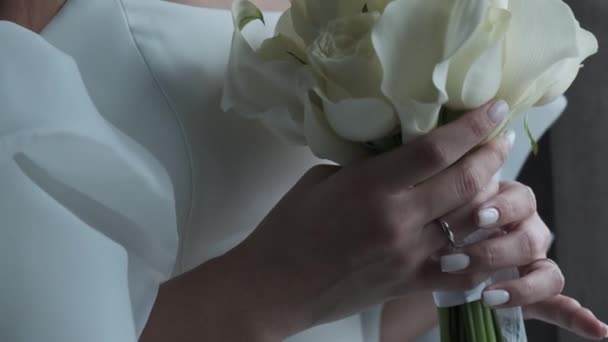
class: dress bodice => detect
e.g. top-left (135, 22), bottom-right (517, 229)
top-left (0, 0), bottom-right (565, 341)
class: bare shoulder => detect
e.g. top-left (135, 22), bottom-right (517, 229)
top-left (166, 0), bottom-right (289, 11)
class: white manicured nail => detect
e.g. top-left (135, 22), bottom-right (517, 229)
top-left (478, 208), bottom-right (500, 227)
top-left (504, 130), bottom-right (516, 148)
top-left (440, 254), bottom-right (470, 273)
top-left (488, 100), bottom-right (509, 123)
top-left (483, 290), bottom-right (511, 307)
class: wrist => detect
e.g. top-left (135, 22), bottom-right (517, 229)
top-left (141, 253), bottom-right (283, 342)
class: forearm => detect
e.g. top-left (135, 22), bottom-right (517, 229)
top-left (0, 0), bottom-right (65, 32)
top-left (381, 293), bottom-right (439, 342)
top-left (140, 253), bottom-right (282, 342)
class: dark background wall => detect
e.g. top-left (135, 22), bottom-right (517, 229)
top-left (520, 1), bottom-right (607, 341)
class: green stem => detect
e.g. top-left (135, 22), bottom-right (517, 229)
top-left (473, 301), bottom-right (488, 341)
top-left (439, 307), bottom-right (451, 342)
top-left (458, 306), bottom-right (466, 342)
top-left (483, 305), bottom-right (498, 342)
top-left (491, 308), bottom-right (504, 342)
top-left (465, 303), bottom-right (478, 342)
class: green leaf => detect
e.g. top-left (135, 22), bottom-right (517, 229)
top-left (524, 114), bottom-right (539, 155)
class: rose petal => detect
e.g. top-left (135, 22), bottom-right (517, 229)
top-left (303, 92), bottom-right (372, 164)
top-left (317, 92), bottom-right (398, 142)
top-left (307, 12), bottom-right (383, 99)
top-left (290, 0), bottom-right (388, 44)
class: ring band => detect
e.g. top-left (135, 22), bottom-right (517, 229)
top-left (437, 219), bottom-right (458, 247)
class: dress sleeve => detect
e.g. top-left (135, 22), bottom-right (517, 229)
top-left (0, 22), bottom-right (178, 341)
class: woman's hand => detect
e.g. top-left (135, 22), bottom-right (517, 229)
top-left (215, 101), bottom-right (514, 340)
top-left (143, 101), bottom-right (517, 342)
top-left (442, 181), bottom-right (608, 340)
top-left (381, 182), bottom-right (608, 342)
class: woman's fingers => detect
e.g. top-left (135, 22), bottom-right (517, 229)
top-left (365, 100), bottom-right (509, 190)
top-left (525, 295), bottom-right (608, 340)
top-left (441, 213), bottom-right (552, 273)
top-left (475, 181), bottom-right (537, 229)
top-left (421, 181), bottom-right (537, 252)
top-left (412, 131), bottom-right (515, 225)
top-left (482, 258), bottom-right (564, 308)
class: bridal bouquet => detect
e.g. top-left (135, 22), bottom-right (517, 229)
top-left (222, 0), bottom-right (597, 341)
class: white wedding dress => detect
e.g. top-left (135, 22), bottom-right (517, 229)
top-left (0, 0), bottom-right (566, 341)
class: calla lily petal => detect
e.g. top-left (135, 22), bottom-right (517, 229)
top-left (372, 0), bottom-right (486, 141)
top-left (447, 7), bottom-right (511, 109)
top-left (222, 0), bottom-right (315, 144)
top-left (498, 0), bottom-right (596, 112)
top-left (535, 27), bottom-right (598, 106)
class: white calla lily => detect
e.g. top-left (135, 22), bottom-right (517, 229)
top-left (222, 0), bottom-right (313, 143)
top-left (372, 0), bottom-right (487, 142)
top-left (498, 0), bottom-right (598, 113)
top-left (446, 5), bottom-right (511, 110)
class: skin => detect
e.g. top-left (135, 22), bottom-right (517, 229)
top-left (3, 0), bottom-right (607, 341)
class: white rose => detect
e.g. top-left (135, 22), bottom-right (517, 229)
top-left (223, 0), bottom-right (597, 165)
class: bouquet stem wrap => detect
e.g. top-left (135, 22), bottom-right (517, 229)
top-left (433, 213), bottom-right (527, 342)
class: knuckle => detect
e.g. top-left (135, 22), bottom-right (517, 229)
top-left (489, 140), bottom-right (509, 167)
top-left (391, 249), bottom-right (417, 275)
top-left (419, 139), bottom-right (451, 169)
top-left (525, 186), bottom-right (538, 213)
top-left (551, 265), bottom-right (566, 294)
top-left (475, 243), bottom-right (499, 270)
top-left (517, 278), bottom-right (535, 300)
top-left (564, 297), bottom-right (580, 309)
top-left (464, 115), bottom-right (491, 140)
top-left (376, 222), bottom-right (402, 249)
top-left (455, 163), bottom-right (483, 200)
top-left (521, 229), bottom-right (544, 260)
top-left (495, 196), bottom-right (514, 219)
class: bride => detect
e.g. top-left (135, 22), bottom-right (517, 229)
top-left (1, 0), bottom-right (606, 341)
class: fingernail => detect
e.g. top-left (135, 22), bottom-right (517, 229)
top-left (440, 254), bottom-right (470, 273)
top-left (483, 290), bottom-right (511, 307)
top-left (504, 129), bottom-right (516, 148)
top-left (478, 208), bottom-right (500, 227)
top-left (488, 100), bottom-right (509, 123)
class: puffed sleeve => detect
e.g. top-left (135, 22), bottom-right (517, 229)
top-left (0, 22), bottom-right (178, 341)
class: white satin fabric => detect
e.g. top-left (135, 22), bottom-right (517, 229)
top-left (0, 0), bottom-right (565, 341)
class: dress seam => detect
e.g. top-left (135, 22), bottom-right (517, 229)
top-left (117, 0), bottom-right (195, 275)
